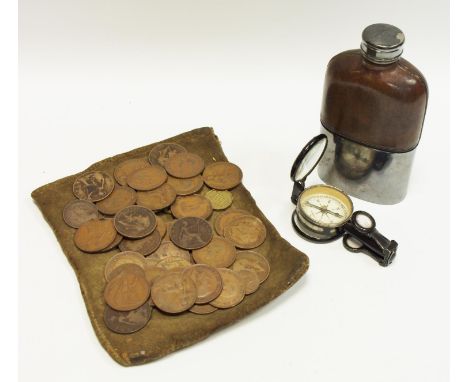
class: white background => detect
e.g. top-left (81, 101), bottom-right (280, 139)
top-left (18, 1), bottom-right (449, 381)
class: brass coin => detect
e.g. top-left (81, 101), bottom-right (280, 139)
top-left (126, 165), bottom-right (167, 191)
top-left (235, 269), bottom-right (260, 294)
top-left (164, 152), bottom-right (205, 179)
top-left (95, 186), bottom-right (136, 215)
top-left (171, 195), bottom-right (213, 219)
top-left (204, 190), bottom-right (233, 210)
top-left (99, 233), bottom-right (123, 253)
top-left (104, 301), bottom-right (152, 334)
top-left (203, 162), bottom-right (243, 190)
top-left (192, 236), bottom-right (237, 268)
top-left (231, 251), bottom-right (270, 284)
top-left (210, 269), bottom-right (245, 309)
top-left (104, 251), bottom-right (146, 281)
top-left (74, 219), bottom-right (117, 253)
top-left (170, 217), bottom-right (213, 250)
top-left (155, 215), bottom-right (167, 238)
top-left (114, 205), bottom-right (157, 239)
top-left (114, 158), bottom-right (151, 186)
top-left (189, 304), bottom-right (218, 315)
top-left (151, 272), bottom-right (197, 314)
top-left (214, 209), bottom-right (250, 236)
top-left (136, 183), bottom-right (177, 211)
top-left (73, 171), bottom-right (115, 202)
top-left (155, 256), bottom-right (192, 271)
top-left (167, 175), bottom-right (204, 196)
top-left (148, 241), bottom-right (191, 262)
top-left (224, 215), bottom-right (267, 249)
top-left (104, 271), bottom-right (150, 311)
top-left (62, 199), bottom-right (99, 228)
top-left (183, 265), bottom-right (223, 304)
top-left (148, 142), bottom-right (187, 167)
top-left (107, 263), bottom-right (146, 281)
top-left (118, 229), bottom-right (161, 256)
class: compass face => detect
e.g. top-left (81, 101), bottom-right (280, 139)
top-left (298, 185), bottom-right (353, 228)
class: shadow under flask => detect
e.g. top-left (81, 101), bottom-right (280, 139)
top-left (318, 23), bottom-right (428, 205)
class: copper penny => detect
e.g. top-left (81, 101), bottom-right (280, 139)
top-left (164, 152), bottom-right (205, 179)
top-left (214, 209), bottom-right (250, 236)
top-left (114, 205), bottom-right (156, 238)
top-left (203, 162), bottom-right (243, 190)
top-left (231, 251), bottom-right (270, 283)
top-left (114, 158), bottom-right (151, 186)
top-left (155, 215), bottom-right (167, 238)
top-left (126, 165), bottom-right (167, 191)
top-left (148, 241), bottom-right (191, 262)
top-left (183, 265), bottom-right (223, 304)
top-left (62, 199), bottom-right (99, 228)
top-left (118, 229), bottom-right (161, 256)
top-left (99, 233), bottom-right (123, 252)
top-left (167, 175), bottom-right (204, 196)
top-left (155, 256), bottom-right (192, 271)
top-left (136, 183), bottom-right (176, 211)
top-left (143, 259), bottom-right (168, 285)
top-left (73, 171), bottom-right (115, 202)
top-left (171, 195), bottom-right (213, 219)
top-left (151, 272), bottom-right (197, 314)
top-left (104, 251), bottom-right (146, 281)
top-left (74, 219), bottom-right (117, 253)
top-left (210, 269), bottom-right (245, 309)
top-left (104, 301), bottom-right (152, 334)
top-left (224, 215), bottom-right (267, 249)
top-left (148, 142), bottom-right (187, 166)
top-left (235, 269), bottom-right (260, 294)
top-left (170, 217), bottom-right (213, 250)
top-left (104, 271), bottom-right (150, 311)
top-left (204, 190), bottom-right (233, 210)
top-left (107, 262), bottom-right (146, 281)
top-left (95, 186), bottom-right (136, 215)
top-left (189, 304), bottom-right (218, 315)
top-left (192, 236), bottom-right (237, 268)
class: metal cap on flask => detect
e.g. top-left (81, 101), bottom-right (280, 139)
top-left (360, 23), bottom-right (405, 64)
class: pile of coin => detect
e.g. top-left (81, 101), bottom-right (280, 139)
top-left (62, 142), bottom-right (270, 334)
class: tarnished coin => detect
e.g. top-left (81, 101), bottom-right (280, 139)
top-left (136, 183), bottom-right (176, 211)
top-left (183, 265), bottom-right (223, 304)
top-left (95, 186), bottom-right (136, 215)
top-left (170, 217), bottom-right (213, 250)
top-left (203, 162), bottom-right (243, 190)
top-left (210, 269), bottom-right (245, 309)
top-left (155, 215), bottom-right (167, 238)
top-left (114, 205), bottom-right (157, 239)
top-left (189, 304), bottom-right (218, 315)
top-left (148, 241), bottom-right (191, 262)
top-left (99, 233), bottom-right (123, 253)
top-left (224, 215), bottom-right (267, 249)
top-left (62, 199), bottom-right (99, 228)
top-left (231, 251), bottom-right (270, 284)
top-left (74, 219), bottom-right (117, 253)
top-left (214, 209), bottom-right (250, 236)
top-left (167, 175), bottom-right (204, 196)
top-left (192, 236), bottom-right (237, 268)
top-left (104, 301), bottom-right (152, 334)
top-left (104, 251), bottom-right (146, 281)
top-left (151, 272), bottom-right (197, 314)
top-left (204, 190), bottom-right (233, 210)
top-left (164, 152), bottom-right (205, 179)
top-left (235, 269), bottom-right (260, 294)
top-left (118, 229), bottom-right (161, 257)
top-left (104, 271), bottom-right (150, 311)
top-left (126, 165), bottom-right (167, 191)
top-left (155, 256), bottom-right (192, 271)
top-left (148, 142), bottom-right (187, 166)
top-left (73, 171), bottom-right (115, 202)
top-left (171, 194), bottom-right (213, 219)
top-left (114, 158), bottom-right (151, 186)
top-left (107, 262), bottom-right (146, 281)
top-left (143, 259), bottom-right (168, 284)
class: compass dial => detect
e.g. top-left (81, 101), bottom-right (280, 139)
top-left (298, 185), bottom-right (353, 228)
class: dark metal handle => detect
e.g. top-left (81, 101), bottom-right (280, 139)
top-left (291, 180), bottom-right (305, 205)
top-left (343, 211), bottom-right (398, 267)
